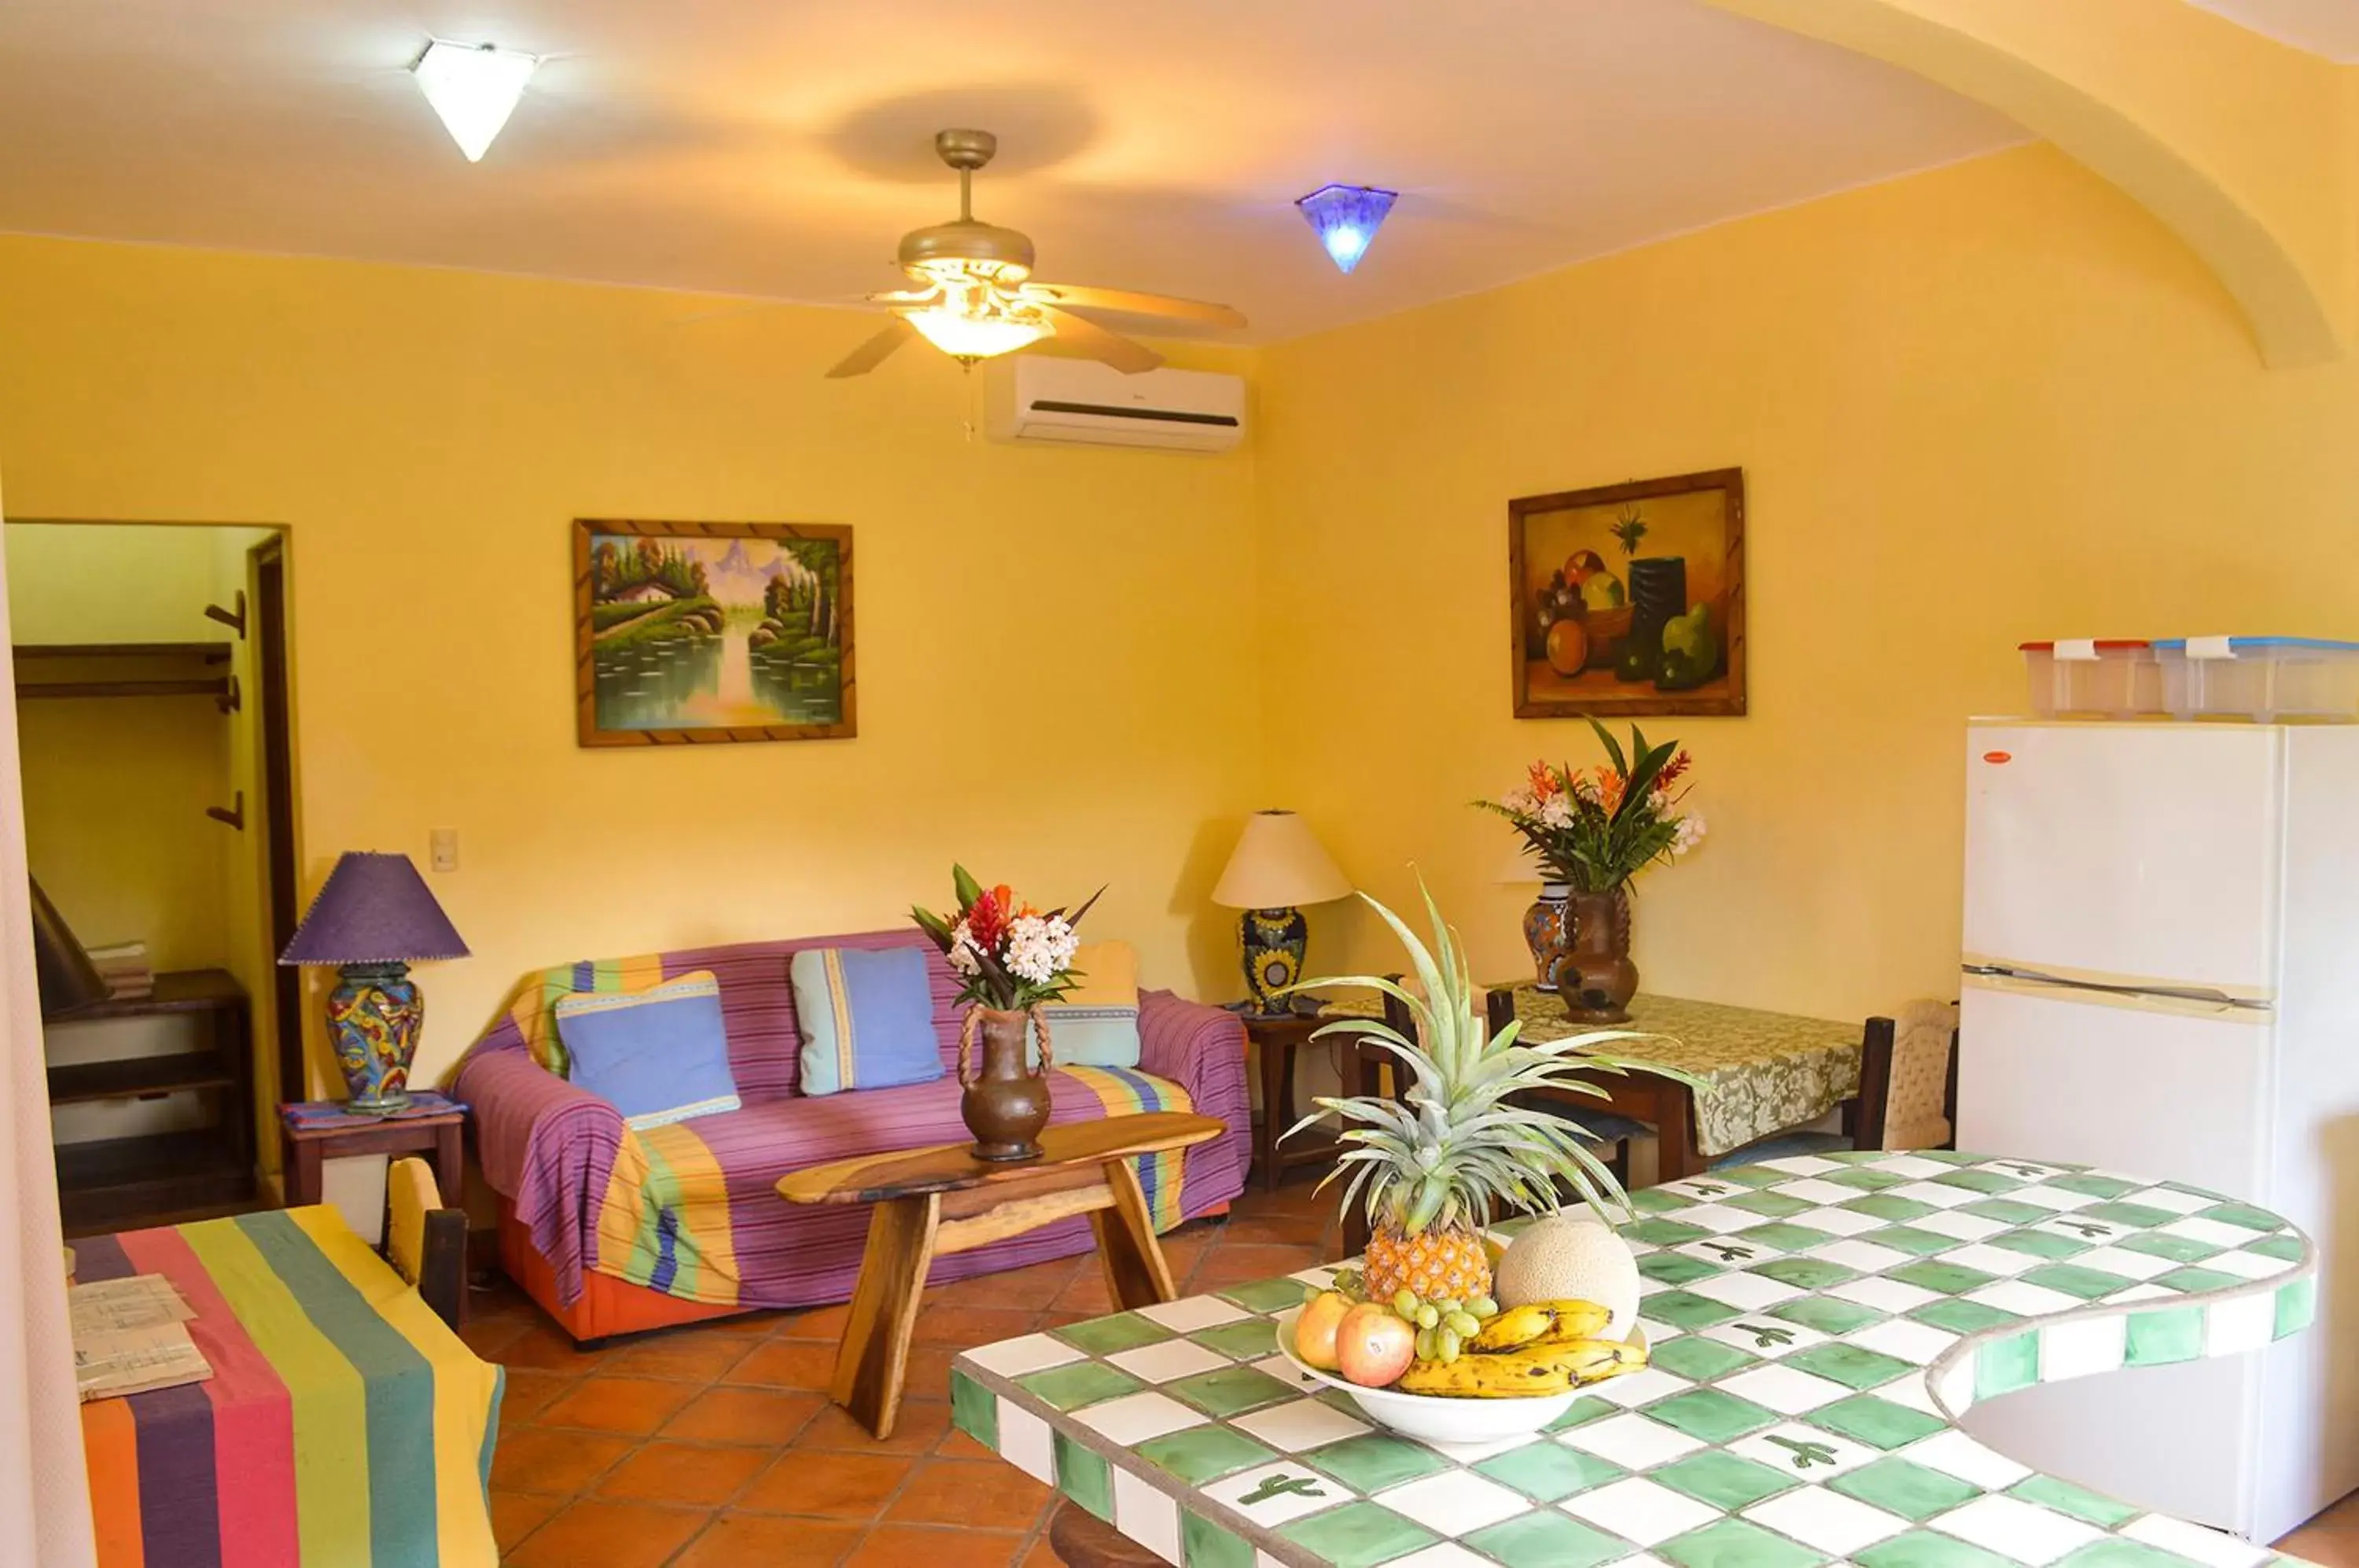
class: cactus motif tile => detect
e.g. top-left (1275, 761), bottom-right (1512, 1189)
top-left (951, 1152), bottom-right (2317, 1567)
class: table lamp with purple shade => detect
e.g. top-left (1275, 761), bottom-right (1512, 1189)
top-left (279, 852), bottom-right (469, 1115)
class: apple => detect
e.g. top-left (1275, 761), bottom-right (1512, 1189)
top-left (1294, 1291), bottom-right (1353, 1371)
top-left (1335, 1301), bottom-right (1418, 1388)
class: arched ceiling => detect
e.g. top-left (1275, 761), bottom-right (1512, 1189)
top-left (0, 0), bottom-right (2024, 341)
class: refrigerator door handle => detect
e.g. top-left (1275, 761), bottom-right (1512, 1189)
top-left (1962, 963), bottom-right (2274, 1014)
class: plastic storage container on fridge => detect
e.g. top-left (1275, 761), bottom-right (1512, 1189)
top-left (2019, 640), bottom-right (2164, 718)
top-left (2154, 637), bottom-right (2359, 722)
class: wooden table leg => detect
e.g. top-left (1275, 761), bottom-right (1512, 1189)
top-left (1654, 1082), bottom-right (1702, 1183)
top-left (831, 1193), bottom-right (940, 1440)
top-left (432, 1120), bottom-right (464, 1208)
top-left (1092, 1160), bottom-right (1179, 1309)
top-left (1257, 1030), bottom-right (1290, 1192)
top-left (287, 1136), bottom-right (324, 1208)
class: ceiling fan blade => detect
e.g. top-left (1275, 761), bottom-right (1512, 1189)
top-left (1039, 306), bottom-right (1162, 374)
top-left (1021, 282), bottom-right (1246, 329)
top-left (826, 318), bottom-right (917, 378)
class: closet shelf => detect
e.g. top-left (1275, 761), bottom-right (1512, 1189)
top-left (13, 642), bottom-right (234, 701)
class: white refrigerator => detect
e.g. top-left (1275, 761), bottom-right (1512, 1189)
top-left (1957, 720), bottom-right (2359, 1543)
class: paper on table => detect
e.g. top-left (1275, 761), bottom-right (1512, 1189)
top-left (68, 1275), bottom-right (195, 1337)
top-left (75, 1322), bottom-right (213, 1403)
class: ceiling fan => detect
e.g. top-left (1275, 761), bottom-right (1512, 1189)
top-left (828, 128), bottom-right (1246, 379)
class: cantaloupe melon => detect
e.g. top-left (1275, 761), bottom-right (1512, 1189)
top-left (1493, 1213), bottom-right (1640, 1339)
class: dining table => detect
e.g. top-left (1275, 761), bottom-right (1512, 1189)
top-left (952, 1149), bottom-right (2315, 1568)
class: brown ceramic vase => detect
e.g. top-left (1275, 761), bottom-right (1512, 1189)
top-left (959, 1006), bottom-right (1053, 1161)
top-left (1551, 889), bottom-right (1639, 1024)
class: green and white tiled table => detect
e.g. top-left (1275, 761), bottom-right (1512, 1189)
top-left (950, 1150), bottom-right (2318, 1568)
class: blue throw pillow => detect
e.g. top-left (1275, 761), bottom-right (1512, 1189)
top-left (554, 970), bottom-right (741, 1130)
top-left (791, 946), bottom-right (944, 1095)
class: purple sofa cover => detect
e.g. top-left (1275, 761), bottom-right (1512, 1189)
top-left (455, 928), bottom-right (1249, 1310)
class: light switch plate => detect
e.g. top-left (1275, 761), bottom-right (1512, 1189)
top-left (429, 827), bottom-right (458, 873)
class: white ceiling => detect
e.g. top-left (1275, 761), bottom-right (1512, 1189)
top-left (0, 1), bottom-right (2030, 343)
top-left (2185, 0), bottom-right (2359, 61)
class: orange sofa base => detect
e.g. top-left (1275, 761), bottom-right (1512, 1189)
top-left (498, 1202), bottom-right (749, 1342)
top-left (497, 1195), bottom-right (1234, 1344)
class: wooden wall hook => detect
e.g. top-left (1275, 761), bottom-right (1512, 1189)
top-left (204, 591), bottom-right (248, 639)
top-left (216, 673), bottom-right (241, 716)
top-left (206, 790), bottom-right (245, 830)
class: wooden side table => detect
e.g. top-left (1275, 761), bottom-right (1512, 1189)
top-left (1244, 1010), bottom-right (1390, 1194)
top-left (278, 1091), bottom-right (468, 1210)
top-left (778, 1110), bottom-right (1224, 1440)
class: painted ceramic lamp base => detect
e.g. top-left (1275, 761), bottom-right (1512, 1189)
top-left (326, 961), bottom-right (423, 1115)
top-left (1241, 907), bottom-right (1308, 1013)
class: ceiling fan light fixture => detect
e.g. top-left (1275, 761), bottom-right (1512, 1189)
top-left (1296, 183), bottom-right (1398, 274)
top-left (411, 39), bottom-right (539, 162)
top-left (905, 309), bottom-right (1051, 362)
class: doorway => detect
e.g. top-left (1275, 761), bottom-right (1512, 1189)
top-left (6, 520), bottom-right (303, 1231)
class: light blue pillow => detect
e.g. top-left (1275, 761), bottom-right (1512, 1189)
top-left (1036, 940), bottom-right (1142, 1068)
top-left (791, 947), bottom-right (944, 1095)
top-left (554, 970), bottom-right (741, 1130)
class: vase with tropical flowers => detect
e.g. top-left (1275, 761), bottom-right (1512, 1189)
top-left (912, 866), bottom-right (1100, 1160)
top-left (1476, 720), bottom-right (1705, 1021)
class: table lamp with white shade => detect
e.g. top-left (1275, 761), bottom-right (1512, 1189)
top-left (1211, 811), bottom-right (1353, 1014)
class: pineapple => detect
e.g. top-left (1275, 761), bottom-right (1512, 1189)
top-left (1284, 880), bottom-right (1680, 1302)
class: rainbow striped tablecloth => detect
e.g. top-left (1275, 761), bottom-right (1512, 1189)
top-left (77, 1206), bottom-right (503, 1568)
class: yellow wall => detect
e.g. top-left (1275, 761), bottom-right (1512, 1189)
top-left (1257, 144), bottom-right (2359, 1019)
top-left (0, 237), bottom-right (1267, 1084)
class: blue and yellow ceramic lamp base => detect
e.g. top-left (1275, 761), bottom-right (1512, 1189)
top-left (325, 961), bottom-right (425, 1115)
top-left (1240, 907), bottom-right (1308, 1015)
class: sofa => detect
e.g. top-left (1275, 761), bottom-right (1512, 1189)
top-left (455, 927), bottom-right (1250, 1342)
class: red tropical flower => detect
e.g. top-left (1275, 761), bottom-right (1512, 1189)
top-left (1654, 750), bottom-right (1692, 793)
top-left (966, 885), bottom-right (1014, 950)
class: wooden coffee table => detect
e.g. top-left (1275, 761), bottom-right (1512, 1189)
top-left (778, 1110), bottom-right (1224, 1439)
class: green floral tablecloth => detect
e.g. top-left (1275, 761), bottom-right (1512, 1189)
top-left (1507, 988), bottom-right (1862, 1158)
top-left (1320, 988), bottom-right (1862, 1158)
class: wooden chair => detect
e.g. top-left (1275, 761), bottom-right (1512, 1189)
top-left (1047, 1500), bottom-right (1162, 1566)
top-left (1710, 999), bottom-right (1960, 1169)
top-left (1481, 988), bottom-right (1643, 1190)
top-left (383, 1155), bottom-right (469, 1329)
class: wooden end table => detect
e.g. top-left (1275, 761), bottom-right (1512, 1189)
top-left (1244, 1010), bottom-right (1390, 1194)
top-left (278, 1091), bottom-right (467, 1210)
top-left (778, 1110), bottom-right (1224, 1440)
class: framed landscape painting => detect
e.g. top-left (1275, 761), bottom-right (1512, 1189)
top-left (1508, 468), bottom-right (1746, 719)
top-left (575, 518), bottom-right (855, 747)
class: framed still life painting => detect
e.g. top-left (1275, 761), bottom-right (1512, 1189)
top-left (1508, 468), bottom-right (1746, 719)
top-left (575, 518), bottom-right (855, 746)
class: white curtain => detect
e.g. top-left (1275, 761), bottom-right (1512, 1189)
top-left (0, 480), bottom-right (98, 1566)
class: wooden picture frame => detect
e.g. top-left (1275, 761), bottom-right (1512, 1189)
top-left (574, 518), bottom-right (856, 747)
top-left (1509, 468), bottom-right (1746, 719)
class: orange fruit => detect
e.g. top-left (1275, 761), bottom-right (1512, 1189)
top-left (1545, 617), bottom-right (1590, 675)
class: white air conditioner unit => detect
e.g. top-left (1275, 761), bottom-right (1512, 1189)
top-left (984, 358), bottom-right (1246, 453)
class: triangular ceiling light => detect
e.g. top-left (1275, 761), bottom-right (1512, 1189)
top-left (1295, 183), bottom-right (1398, 274)
top-left (411, 39), bottom-right (539, 162)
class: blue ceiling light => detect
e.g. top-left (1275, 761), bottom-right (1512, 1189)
top-left (1295, 183), bottom-right (1398, 274)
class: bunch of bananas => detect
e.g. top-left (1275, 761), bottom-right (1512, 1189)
top-left (1397, 1298), bottom-right (1647, 1399)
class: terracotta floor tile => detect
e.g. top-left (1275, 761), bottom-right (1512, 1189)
top-left (661, 1386), bottom-right (827, 1445)
top-left (885, 1457), bottom-right (1052, 1531)
top-left (490, 1427), bottom-right (637, 1496)
top-left (797, 1397), bottom-right (951, 1456)
top-left (595, 1440), bottom-right (771, 1507)
top-left (912, 1305), bottom-right (1037, 1346)
top-left (936, 1425), bottom-right (995, 1461)
top-left (1034, 1311), bottom-right (1095, 1332)
top-left (604, 1330), bottom-right (758, 1383)
top-left (675, 1513), bottom-right (866, 1568)
top-left (705, 1309), bottom-right (786, 1336)
top-left (498, 1322), bottom-right (613, 1373)
top-left (490, 1488), bottom-right (564, 1552)
top-left (902, 1344), bottom-right (959, 1403)
top-left (1220, 1213), bottom-right (1328, 1246)
top-left (498, 1368), bottom-right (583, 1429)
top-left (725, 1338), bottom-right (841, 1390)
top-left (1047, 1272), bottom-right (1113, 1315)
top-left (2277, 1527), bottom-right (2359, 1568)
top-left (841, 1525), bottom-right (1025, 1568)
top-left (1019, 1536), bottom-right (1062, 1568)
top-left (539, 1375), bottom-right (700, 1436)
top-left (1186, 1242), bottom-right (1319, 1288)
top-left (778, 1301), bottom-right (853, 1341)
top-left (931, 1261), bottom-right (1078, 1310)
top-left (736, 1449), bottom-right (914, 1519)
top-left (503, 1498), bottom-right (712, 1568)
top-left (460, 1314), bottom-right (533, 1359)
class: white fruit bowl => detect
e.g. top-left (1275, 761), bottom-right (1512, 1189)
top-left (1271, 1306), bottom-right (1575, 1446)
